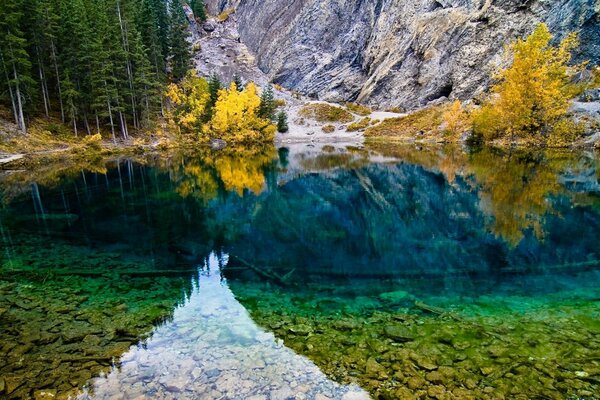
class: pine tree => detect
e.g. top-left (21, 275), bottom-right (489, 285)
top-left (0, 0), bottom-right (35, 133)
top-left (0, 0), bottom-right (194, 136)
top-left (168, 0), bottom-right (191, 81)
top-left (189, 0), bottom-right (207, 22)
top-left (258, 84), bottom-right (276, 121)
top-left (207, 73), bottom-right (222, 113)
top-left (277, 110), bottom-right (289, 133)
top-left (233, 74), bottom-right (244, 92)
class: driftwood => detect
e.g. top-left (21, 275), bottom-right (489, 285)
top-left (414, 299), bottom-right (504, 340)
top-left (230, 256), bottom-right (296, 287)
top-left (244, 259), bottom-right (600, 281)
top-left (0, 268), bottom-right (199, 279)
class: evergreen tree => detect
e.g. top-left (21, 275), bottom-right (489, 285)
top-left (207, 73), bottom-right (222, 112)
top-left (168, 0), bottom-right (192, 81)
top-left (258, 84), bottom-right (276, 121)
top-left (189, 0), bottom-right (207, 22)
top-left (0, 0), bottom-right (194, 135)
top-left (233, 74), bottom-right (244, 92)
top-left (277, 110), bottom-right (289, 133)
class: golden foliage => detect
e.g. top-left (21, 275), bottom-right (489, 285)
top-left (473, 24), bottom-right (585, 143)
top-left (442, 100), bottom-right (471, 138)
top-left (365, 143), bottom-right (587, 245)
top-left (205, 82), bottom-right (276, 144)
top-left (173, 146), bottom-right (277, 201)
top-left (216, 8), bottom-right (235, 22)
top-left (166, 71), bottom-right (275, 144)
top-left (165, 70), bottom-right (210, 132)
top-left (299, 103), bottom-right (354, 123)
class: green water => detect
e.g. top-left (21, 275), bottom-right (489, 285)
top-left (0, 144), bottom-right (599, 399)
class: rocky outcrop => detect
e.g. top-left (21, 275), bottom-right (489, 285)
top-left (206, 0), bottom-right (599, 110)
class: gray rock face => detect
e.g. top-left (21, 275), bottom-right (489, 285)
top-left (206, 0), bottom-right (599, 110)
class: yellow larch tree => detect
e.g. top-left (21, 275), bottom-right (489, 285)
top-left (165, 70), bottom-right (211, 132)
top-left (206, 82), bottom-right (276, 143)
top-left (473, 24), bottom-right (585, 143)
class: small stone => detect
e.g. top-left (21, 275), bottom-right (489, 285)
top-left (246, 395), bottom-right (267, 400)
top-left (206, 368), bottom-right (220, 379)
top-left (271, 387), bottom-right (295, 400)
top-left (315, 395), bottom-right (332, 400)
top-left (427, 385), bottom-right (446, 399)
top-left (383, 325), bottom-right (415, 342)
top-left (414, 357), bottom-right (437, 371)
top-left (407, 376), bottom-right (426, 390)
top-left (288, 324), bottom-right (312, 336)
top-left (426, 370), bottom-right (445, 384)
top-left (394, 387), bottom-right (417, 400)
top-left (341, 391), bottom-right (370, 400)
top-left (203, 20), bottom-right (217, 32)
top-left (365, 357), bottom-right (387, 378)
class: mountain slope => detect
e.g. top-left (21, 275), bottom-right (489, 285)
top-left (206, 0), bottom-right (599, 110)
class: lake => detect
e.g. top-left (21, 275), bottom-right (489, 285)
top-left (0, 143), bottom-right (598, 399)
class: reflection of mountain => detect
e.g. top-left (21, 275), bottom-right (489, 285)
top-left (224, 159), bottom-right (600, 297)
top-left (1, 145), bottom-right (600, 398)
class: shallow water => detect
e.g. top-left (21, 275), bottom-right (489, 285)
top-left (0, 144), bottom-right (599, 399)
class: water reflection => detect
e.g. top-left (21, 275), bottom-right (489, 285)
top-left (0, 143), bottom-right (598, 399)
top-left (79, 253), bottom-right (368, 400)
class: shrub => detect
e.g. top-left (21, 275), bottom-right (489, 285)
top-left (217, 8), bottom-right (234, 22)
top-left (442, 100), bottom-right (471, 138)
top-left (322, 125), bottom-right (336, 133)
top-left (299, 103), bottom-right (353, 123)
top-left (365, 105), bottom-right (446, 137)
top-left (345, 102), bottom-right (371, 116)
top-left (346, 117), bottom-right (371, 132)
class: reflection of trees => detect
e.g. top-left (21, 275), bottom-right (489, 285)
top-left (468, 149), bottom-right (562, 244)
top-left (170, 146), bottom-right (278, 202)
top-left (367, 143), bottom-right (598, 245)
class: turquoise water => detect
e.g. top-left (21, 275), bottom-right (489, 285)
top-left (0, 144), bottom-right (599, 399)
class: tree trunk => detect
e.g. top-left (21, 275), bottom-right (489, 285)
top-left (1, 52), bottom-right (19, 127)
top-left (38, 60), bottom-right (49, 117)
top-left (12, 62), bottom-right (27, 134)
top-left (50, 38), bottom-right (64, 123)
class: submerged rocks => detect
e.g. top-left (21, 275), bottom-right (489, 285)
top-left (383, 325), bottom-right (415, 342)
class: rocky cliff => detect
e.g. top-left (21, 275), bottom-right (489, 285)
top-left (205, 0), bottom-right (599, 110)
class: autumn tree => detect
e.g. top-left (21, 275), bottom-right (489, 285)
top-left (442, 100), bottom-right (470, 138)
top-left (165, 70), bottom-right (210, 131)
top-left (473, 24), bottom-right (585, 143)
top-left (205, 82), bottom-right (276, 143)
